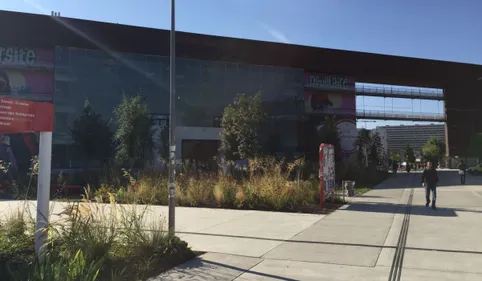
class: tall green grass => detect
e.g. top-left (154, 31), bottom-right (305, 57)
top-left (95, 157), bottom-right (321, 212)
top-left (0, 193), bottom-right (195, 281)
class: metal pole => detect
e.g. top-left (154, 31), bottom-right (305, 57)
top-left (168, 0), bottom-right (176, 233)
top-left (35, 131), bottom-right (53, 257)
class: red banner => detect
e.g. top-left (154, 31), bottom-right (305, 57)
top-left (0, 97), bottom-right (53, 133)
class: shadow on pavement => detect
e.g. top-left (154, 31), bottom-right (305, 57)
top-left (373, 170), bottom-right (482, 190)
top-left (161, 258), bottom-right (297, 281)
top-left (353, 195), bottom-right (387, 199)
top-left (343, 201), bottom-right (482, 217)
top-left (372, 173), bottom-right (415, 190)
top-left (343, 202), bottom-right (456, 217)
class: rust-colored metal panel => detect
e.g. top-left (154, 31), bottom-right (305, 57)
top-left (445, 81), bottom-right (482, 156)
top-left (1, 10), bottom-right (481, 89)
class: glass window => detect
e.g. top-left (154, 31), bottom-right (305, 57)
top-left (54, 112), bottom-right (69, 133)
top-left (55, 47), bottom-right (305, 155)
top-left (55, 46), bottom-right (70, 66)
top-left (54, 81), bottom-right (70, 103)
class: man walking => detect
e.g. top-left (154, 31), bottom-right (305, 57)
top-left (421, 162), bottom-right (439, 210)
top-left (458, 160), bottom-right (467, 185)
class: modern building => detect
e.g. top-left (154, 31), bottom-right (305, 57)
top-left (371, 127), bottom-right (389, 159)
top-left (1, 10), bottom-right (482, 168)
top-left (356, 127), bottom-right (388, 168)
top-left (376, 124), bottom-right (446, 155)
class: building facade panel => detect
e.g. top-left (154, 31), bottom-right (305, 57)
top-left (4, 10), bottom-right (482, 165)
top-left (379, 124), bottom-right (446, 155)
top-left (302, 73), bottom-right (357, 158)
top-left (52, 47), bottom-right (306, 166)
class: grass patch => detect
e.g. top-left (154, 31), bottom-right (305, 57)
top-left (355, 185), bottom-right (372, 195)
top-left (85, 157), bottom-right (389, 213)
top-left (2, 156), bottom-right (389, 216)
top-left (89, 157), bottom-right (340, 213)
top-left (0, 196), bottom-right (195, 281)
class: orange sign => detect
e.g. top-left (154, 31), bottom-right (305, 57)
top-left (0, 97), bottom-right (53, 133)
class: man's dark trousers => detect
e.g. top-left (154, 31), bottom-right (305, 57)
top-left (426, 184), bottom-right (437, 208)
top-left (422, 168), bottom-right (439, 209)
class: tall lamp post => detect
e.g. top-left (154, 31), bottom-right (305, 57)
top-left (168, 0), bottom-right (176, 233)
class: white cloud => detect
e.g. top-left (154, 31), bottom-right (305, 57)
top-left (257, 21), bottom-right (291, 44)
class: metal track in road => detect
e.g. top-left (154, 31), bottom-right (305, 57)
top-left (388, 187), bottom-right (414, 281)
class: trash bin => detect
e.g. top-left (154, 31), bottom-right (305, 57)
top-left (343, 180), bottom-right (356, 197)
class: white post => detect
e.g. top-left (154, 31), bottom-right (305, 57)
top-left (35, 131), bottom-right (53, 256)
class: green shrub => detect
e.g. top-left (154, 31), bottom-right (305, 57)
top-left (87, 156), bottom-right (387, 212)
top-left (0, 198), bottom-right (195, 281)
top-left (0, 211), bottom-right (35, 276)
top-left (99, 157), bottom-right (323, 212)
top-left (213, 177), bottom-right (237, 207)
top-left (7, 249), bottom-right (104, 281)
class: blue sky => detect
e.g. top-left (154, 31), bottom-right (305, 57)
top-left (2, 0), bottom-right (480, 128)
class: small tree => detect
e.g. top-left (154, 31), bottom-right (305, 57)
top-left (368, 132), bottom-right (382, 167)
top-left (300, 116), bottom-right (341, 175)
top-left (158, 124), bottom-right (169, 160)
top-left (404, 143), bottom-right (416, 164)
top-left (390, 152), bottom-right (401, 162)
top-left (220, 93), bottom-right (265, 161)
top-left (318, 116), bottom-right (342, 163)
top-left (70, 99), bottom-right (113, 163)
top-left (422, 137), bottom-right (445, 167)
top-left (414, 150), bottom-right (421, 159)
top-left (113, 94), bottom-right (153, 166)
top-left (356, 129), bottom-right (371, 167)
top-left (319, 116), bottom-right (340, 147)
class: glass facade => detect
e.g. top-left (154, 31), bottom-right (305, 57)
top-left (53, 47), bottom-right (305, 167)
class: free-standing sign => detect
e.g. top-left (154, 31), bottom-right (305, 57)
top-left (0, 97), bottom-right (54, 133)
top-left (0, 97), bottom-right (54, 256)
top-left (0, 47), bottom-right (55, 257)
top-left (319, 143), bottom-right (335, 208)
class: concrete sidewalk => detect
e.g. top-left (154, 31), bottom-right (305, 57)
top-left (156, 171), bottom-right (482, 281)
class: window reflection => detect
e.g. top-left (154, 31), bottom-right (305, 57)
top-left (54, 47), bottom-right (305, 165)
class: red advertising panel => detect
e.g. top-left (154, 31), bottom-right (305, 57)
top-left (304, 91), bottom-right (356, 116)
top-left (304, 72), bottom-right (357, 159)
top-left (0, 47), bottom-right (54, 174)
top-left (0, 47), bottom-right (54, 69)
top-left (0, 47), bottom-right (54, 102)
top-left (0, 97), bottom-right (53, 133)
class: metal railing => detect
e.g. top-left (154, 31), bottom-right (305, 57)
top-left (356, 86), bottom-right (444, 100)
top-left (356, 110), bottom-right (445, 121)
top-left (299, 107), bottom-right (446, 121)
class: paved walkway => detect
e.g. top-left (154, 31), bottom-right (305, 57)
top-left (154, 171), bottom-right (482, 281)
